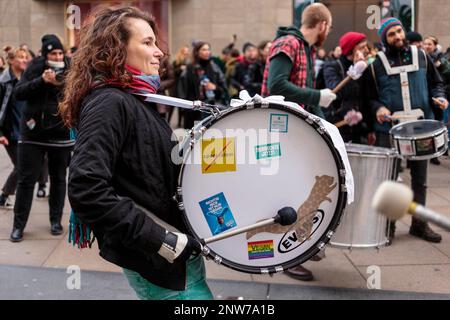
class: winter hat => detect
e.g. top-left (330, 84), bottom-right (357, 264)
top-left (242, 42), bottom-right (256, 54)
top-left (378, 17), bottom-right (404, 45)
top-left (41, 34), bottom-right (64, 57)
top-left (339, 32), bottom-right (367, 56)
top-left (406, 31), bottom-right (423, 43)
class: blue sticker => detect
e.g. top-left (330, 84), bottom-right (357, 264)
top-left (199, 192), bottom-right (237, 236)
top-left (270, 114), bottom-right (288, 133)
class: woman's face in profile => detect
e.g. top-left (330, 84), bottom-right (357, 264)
top-left (125, 18), bottom-right (163, 75)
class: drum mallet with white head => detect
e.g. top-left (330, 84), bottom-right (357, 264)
top-left (372, 181), bottom-right (450, 231)
top-left (331, 60), bottom-right (368, 94)
top-left (202, 207), bottom-right (297, 245)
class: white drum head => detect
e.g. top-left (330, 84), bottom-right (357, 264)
top-left (178, 103), bottom-right (346, 273)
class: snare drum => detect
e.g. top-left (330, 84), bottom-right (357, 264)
top-left (390, 120), bottom-right (448, 161)
top-left (176, 101), bottom-right (347, 274)
top-left (331, 144), bottom-right (397, 249)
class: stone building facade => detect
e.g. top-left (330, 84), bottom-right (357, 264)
top-left (0, 0), bottom-right (448, 57)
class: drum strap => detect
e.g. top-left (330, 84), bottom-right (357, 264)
top-left (377, 46), bottom-right (419, 114)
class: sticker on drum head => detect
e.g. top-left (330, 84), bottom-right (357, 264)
top-left (398, 140), bottom-right (414, 156)
top-left (199, 192), bottom-right (237, 236)
top-left (270, 114), bottom-right (289, 133)
top-left (202, 137), bottom-right (236, 174)
top-left (255, 142), bottom-right (281, 160)
top-left (247, 240), bottom-right (274, 260)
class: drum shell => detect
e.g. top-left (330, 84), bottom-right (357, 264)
top-left (331, 145), bottom-right (397, 249)
top-left (390, 120), bottom-right (449, 161)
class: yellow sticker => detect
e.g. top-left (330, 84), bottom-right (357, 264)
top-left (202, 137), bottom-right (236, 174)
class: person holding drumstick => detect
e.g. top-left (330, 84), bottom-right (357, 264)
top-left (322, 32), bottom-right (371, 144)
top-left (59, 6), bottom-right (212, 300)
top-left (261, 3), bottom-right (336, 119)
top-left (261, 2), bottom-right (335, 282)
top-left (363, 18), bottom-right (448, 244)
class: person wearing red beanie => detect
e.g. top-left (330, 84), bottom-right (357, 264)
top-left (321, 32), bottom-right (370, 143)
top-left (339, 32), bottom-right (367, 56)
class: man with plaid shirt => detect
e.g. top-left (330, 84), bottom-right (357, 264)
top-left (261, 3), bottom-right (335, 282)
top-left (262, 3), bottom-right (336, 119)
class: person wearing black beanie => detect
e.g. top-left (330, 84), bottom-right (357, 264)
top-left (9, 34), bottom-right (73, 242)
top-left (406, 31), bottom-right (423, 49)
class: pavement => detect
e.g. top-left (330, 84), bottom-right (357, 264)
top-left (1, 144), bottom-right (450, 300)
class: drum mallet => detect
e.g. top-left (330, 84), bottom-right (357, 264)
top-left (334, 110), bottom-right (363, 128)
top-left (372, 181), bottom-right (450, 231)
top-left (331, 60), bottom-right (368, 94)
top-left (202, 207), bottom-right (297, 245)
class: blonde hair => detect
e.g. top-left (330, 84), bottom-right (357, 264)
top-left (6, 48), bottom-right (27, 63)
top-left (301, 3), bottom-right (332, 29)
top-left (174, 45), bottom-right (190, 66)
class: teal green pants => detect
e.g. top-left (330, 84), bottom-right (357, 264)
top-left (123, 256), bottom-right (214, 300)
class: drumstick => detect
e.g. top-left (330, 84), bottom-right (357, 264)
top-left (331, 60), bottom-right (368, 94)
top-left (332, 77), bottom-right (352, 94)
top-left (334, 119), bottom-right (348, 128)
top-left (384, 114), bottom-right (421, 121)
top-left (202, 207), bottom-right (297, 245)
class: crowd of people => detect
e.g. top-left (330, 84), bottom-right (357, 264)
top-left (1, 3), bottom-right (450, 299)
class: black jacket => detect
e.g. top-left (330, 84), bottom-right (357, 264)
top-left (243, 60), bottom-right (265, 97)
top-left (323, 56), bottom-right (371, 142)
top-left (180, 59), bottom-right (227, 104)
top-left (14, 56), bottom-right (71, 143)
top-left (0, 69), bottom-right (24, 140)
top-left (68, 87), bottom-right (190, 291)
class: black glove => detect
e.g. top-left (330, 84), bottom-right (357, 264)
top-left (157, 231), bottom-right (203, 264)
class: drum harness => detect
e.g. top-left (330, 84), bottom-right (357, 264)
top-left (376, 45), bottom-right (425, 122)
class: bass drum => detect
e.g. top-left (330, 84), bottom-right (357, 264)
top-left (176, 102), bottom-right (347, 274)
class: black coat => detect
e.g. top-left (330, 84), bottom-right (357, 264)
top-left (181, 60), bottom-right (226, 104)
top-left (0, 69), bottom-right (23, 140)
top-left (69, 87), bottom-right (190, 291)
top-left (323, 56), bottom-right (371, 142)
top-left (14, 56), bottom-right (71, 143)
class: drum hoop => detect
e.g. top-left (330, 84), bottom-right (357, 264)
top-left (391, 128), bottom-right (448, 141)
top-left (390, 120), bottom-right (447, 138)
top-left (346, 144), bottom-right (398, 158)
top-left (177, 102), bottom-right (348, 274)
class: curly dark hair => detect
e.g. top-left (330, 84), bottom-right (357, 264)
top-left (59, 6), bottom-right (160, 127)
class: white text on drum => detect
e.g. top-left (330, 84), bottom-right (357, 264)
top-left (171, 128), bottom-right (282, 175)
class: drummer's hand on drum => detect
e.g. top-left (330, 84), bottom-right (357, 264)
top-left (157, 231), bottom-right (203, 264)
top-left (376, 107), bottom-right (391, 124)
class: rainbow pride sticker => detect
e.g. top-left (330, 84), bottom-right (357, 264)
top-left (247, 240), bottom-right (274, 260)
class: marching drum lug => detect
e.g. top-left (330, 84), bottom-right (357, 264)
top-left (327, 230), bottom-right (334, 239)
top-left (339, 169), bottom-right (346, 177)
top-left (306, 116), bottom-right (314, 124)
top-left (202, 246), bottom-right (211, 257)
top-left (317, 126), bottom-right (326, 135)
top-left (317, 242), bottom-right (325, 250)
top-left (261, 101), bottom-right (269, 108)
top-left (275, 266), bottom-right (284, 273)
top-left (178, 202), bottom-right (184, 211)
top-left (260, 268), bottom-right (269, 274)
top-left (341, 184), bottom-right (347, 193)
top-left (214, 256), bottom-right (222, 265)
top-left (172, 187), bottom-right (183, 204)
top-left (245, 102), bottom-right (255, 109)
